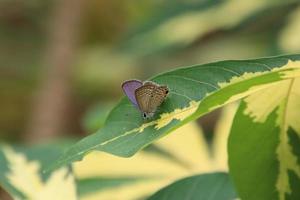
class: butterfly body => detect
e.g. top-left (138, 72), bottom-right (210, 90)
top-left (122, 80), bottom-right (169, 119)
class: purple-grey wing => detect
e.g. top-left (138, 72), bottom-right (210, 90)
top-left (122, 79), bottom-right (143, 106)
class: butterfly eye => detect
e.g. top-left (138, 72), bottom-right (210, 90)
top-left (143, 113), bottom-right (147, 118)
top-left (165, 90), bottom-right (169, 94)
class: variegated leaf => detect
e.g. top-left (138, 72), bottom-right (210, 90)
top-left (0, 145), bottom-right (77, 200)
top-left (48, 54), bottom-right (300, 172)
top-left (228, 77), bottom-right (300, 200)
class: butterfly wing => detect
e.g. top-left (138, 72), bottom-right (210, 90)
top-left (122, 80), bottom-right (143, 106)
top-left (148, 85), bottom-right (169, 113)
top-left (135, 81), bottom-right (169, 116)
top-left (135, 83), bottom-right (156, 114)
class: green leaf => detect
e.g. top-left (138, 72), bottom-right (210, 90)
top-left (0, 143), bottom-right (77, 200)
top-left (147, 173), bottom-right (237, 200)
top-left (228, 77), bottom-right (300, 200)
top-left (47, 54), bottom-right (300, 172)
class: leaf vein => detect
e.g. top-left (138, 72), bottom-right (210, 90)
top-left (170, 91), bottom-right (193, 101)
top-left (164, 74), bottom-right (219, 89)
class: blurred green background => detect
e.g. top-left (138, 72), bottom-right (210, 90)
top-left (1, 0), bottom-right (300, 199)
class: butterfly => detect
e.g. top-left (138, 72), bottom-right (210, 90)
top-left (122, 79), bottom-right (169, 119)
